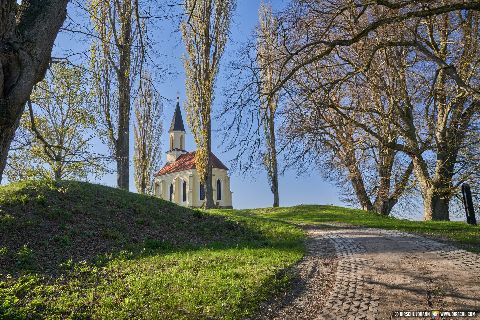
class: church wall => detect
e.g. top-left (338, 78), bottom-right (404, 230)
top-left (211, 168), bottom-right (233, 208)
top-left (156, 169), bottom-right (194, 206)
top-left (154, 168), bottom-right (233, 208)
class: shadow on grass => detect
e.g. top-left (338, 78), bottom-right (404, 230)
top-left (0, 180), bottom-right (302, 280)
top-left (0, 182), bottom-right (306, 320)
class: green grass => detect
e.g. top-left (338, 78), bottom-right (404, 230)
top-left (0, 180), bottom-right (304, 320)
top-left (3, 180), bottom-right (477, 319)
top-left (236, 205), bottom-right (480, 253)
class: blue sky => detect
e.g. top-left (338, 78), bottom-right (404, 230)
top-left (49, 0), bottom-right (343, 209)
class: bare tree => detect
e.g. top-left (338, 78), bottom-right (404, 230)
top-left (133, 74), bottom-right (163, 194)
top-left (270, 0), bottom-right (480, 98)
top-left (274, 1), bottom-right (480, 220)
top-left (181, 0), bottom-right (235, 208)
top-left (257, 2), bottom-right (281, 207)
top-left (349, 13), bottom-right (480, 220)
top-left (393, 13), bottom-right (480, 220)
top-left (219, 3), bottom-right (284, 208)
top-left (282, 76), bottom-right (414, 215)
top-left (89, 0), bottom-right (147, 190)
top-left (0, 1), bottom-right (69, 183)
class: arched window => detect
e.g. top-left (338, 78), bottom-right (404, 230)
top-left (199, 183), bottom-right (205, 201)
top-left (182, 181), bottom-right (187, 202)
top-left (170, 135), bottom-right (173, 150)
top-left (216, 179), bottom-right (222, 200)
top-left (169, 184), bottom-right (174, 201)
top-left (180, 135), bottom-right (184, 150)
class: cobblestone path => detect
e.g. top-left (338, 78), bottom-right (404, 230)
top-left (254, 225), bottom-right (480, 320)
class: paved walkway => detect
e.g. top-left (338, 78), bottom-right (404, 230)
top-left (254, 225), bottom-right (480, 319)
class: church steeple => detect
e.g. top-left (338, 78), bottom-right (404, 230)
top-left (169, 97), bottom-right (186, 132)
top-left (167, 97), bottom-right (187, 163)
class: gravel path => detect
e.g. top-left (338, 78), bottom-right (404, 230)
top-left (253, 224), bottom-right (480, 320)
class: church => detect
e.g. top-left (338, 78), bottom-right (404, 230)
top-left (154, 99), bottom-right (233, 208)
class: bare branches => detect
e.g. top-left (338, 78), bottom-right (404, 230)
top-left (134, 73), bottom-right (163, 194)
top-left (255, 2), bottom-right (282, 206)
top-left (181, 0), bottom-right (235, 208)
top-left (272, 1), bottom-right (480, 220)
top-left (271, 0), bottom-right (480, 98)
top-left (89, 0), bottom-right (151, 190)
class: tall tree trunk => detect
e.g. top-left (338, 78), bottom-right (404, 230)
top-left (54, 167), bottom-right (62, 181)
top-left (116, 88), bottom-right (130, 190)
top-left (140, 140), bottom-right (146, 194)
top-left (374, 197), bottom-right (393, 216)
top-left (205, 117), bottom-right (214, 208)
top-left (116, 12), bottom-right (132, 191)
top-left (344, 152), bottom-right (374, 212)
top-left (381, 161), bottom-right (414, 216)
top-left (116, 114), bottom-right (130, 190)
top-left (423, 187), bottom-right (450, 221)
top-left (0, 109), bottom-right (22, 183)
top-left (411, 153), bottom-right (452, 220)
top-left (205, 163), bottom-right (214, 207)
top-left (271, 162), bottom-right (279, 207)
top-left (181, 0), bottom-right (234, 208)
top-left (268, 112), bottom-right (279, 207)
top-left (373, 145), bottom-right (395, 215)
top-left (425, 150), bottom-right (456, 221)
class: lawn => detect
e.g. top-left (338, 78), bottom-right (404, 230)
top-left (0, 180), bottom-right (304, 320)
top-left (231, 205), bottom-right (480, 253)
top-left (2, 181), bottom-right (477, 320)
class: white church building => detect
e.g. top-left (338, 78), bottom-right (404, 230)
top-left (154, 99), bottom-right (233, 208)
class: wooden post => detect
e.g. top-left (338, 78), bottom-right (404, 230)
top-left (461, 183), bottom-right (477, 226)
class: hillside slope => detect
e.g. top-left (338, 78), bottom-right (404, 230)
top-left (237, 205), bottom-right (480, 253)
top-left (0, 180), bottom-right (303, 319)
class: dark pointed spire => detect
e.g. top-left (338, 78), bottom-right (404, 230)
top-left (169, 97), bottom-right (185, 132)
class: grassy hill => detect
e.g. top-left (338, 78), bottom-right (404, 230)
top-left (2, 181), bottom-right (478, 319)
top-left (228, 205), bottom-right (480, 253)
top-left (0, 180), bottom-right (303, 319)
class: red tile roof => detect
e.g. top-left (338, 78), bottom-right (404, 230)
top-left (155, 151), bottom-right (228, 176)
